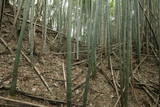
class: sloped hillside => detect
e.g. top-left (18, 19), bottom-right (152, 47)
top-left (0, 3), bottom-right (159, 107)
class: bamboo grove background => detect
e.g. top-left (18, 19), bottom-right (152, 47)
top-left (0, 0), bottom-right (159, 107)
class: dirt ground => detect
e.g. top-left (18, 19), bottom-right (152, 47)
top-left (0, 5), bottom-right (159, 107)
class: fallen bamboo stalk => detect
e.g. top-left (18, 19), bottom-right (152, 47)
top-left (0, 96), bottom-right (47, 107)
top-left (62, 62), bottom-right (67, 90)
top-left (133, 75), bottom-right (157, 104)
top-left (0, 86), bottom-right (82, 106)
top-left (0, 37), bottom-right (14, 54)
top-left (113, 95), bottom-right (121, 107)
top-left (110, 57), bottom-right (119, 98)
top-left (51, 50), bottom-right (88, 55)
top-left (72, 80), bottom-right (85, 92)
top-left (98, 67), bottom-right (115, 91)
top-left (142, 86), bottom-right (157, 104)
top-left (21, 51), bottom-right (53, 95)
top-left (72, 59), bottom-right (87, 66)
top-left (133, 55), bottom-right (148, 73)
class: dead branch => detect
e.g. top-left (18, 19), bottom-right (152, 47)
top-left (98, 67), bottom-right (115, 91)
top-left (142, 86), bottom-right (157, 104)
top-left (21, 51), bottom-right (53, 96)
top-left (133, 55), bottom-right (148, 73)
top-left (133, 76), bottom-right (157, 104)
top-left (0, 96), bottom-right (47, 107)
top-left (109, 57), bottom-right (119, 97)
top-left (0, 37), bottom-right (14, 54)
top-left (114, 95), bottom-right (121, 107)
top-left (72, 59), bottom-right (87, 66)
top-left (0, 86), bottom-right (82, 107)
top-left (72, 80), bottom-right (85, 92)
top-left (62, 62), bottom-right (67, 90)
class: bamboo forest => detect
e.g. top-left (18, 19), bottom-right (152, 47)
top-left (0, 0), bottom-right (160, 107)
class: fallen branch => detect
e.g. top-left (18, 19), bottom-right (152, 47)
top-left (142, 86), bottom-right (157, 104)
top-left (156, 95), bottom-right (160, 107)
top-left (62, 62), bottom-right (67, 90)
top-left (0, 96), bottom-right (47, 107)
top-left (98, 67), bottom-right (115, 91)
top-left (72, 59), bottom-right (87, 66)
top-left (0, 37), bottom-right (14, 54)
top-left (113, 95), bottom-right (121, 107)
top-left (129, 79), bottom-right (139, 105)
top-left (133, 76), bottom-right (157, 104)
top-left (51, 50), bottom-right (88, 55)
top-left (133, 55), bottom-right (148, 73)
top-left (21, 51), bottom-right (53, 96)
top-left (72, 80), bottom-right (85, 92)
top-left (0, 86), bottom-right (82, 106)
top-left (109, 57), bottom-right (119, 97)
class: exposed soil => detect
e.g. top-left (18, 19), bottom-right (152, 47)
top-left (0, 5), bottom-right (159, 107)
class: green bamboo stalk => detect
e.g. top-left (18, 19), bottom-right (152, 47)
top-left (120, 0), bottom-right (127, 106)
top-left (82, 1), bottom-right (93, 106)
top-left (10, 0), bottom-right (32, 95)
top-left (91, 0), bottom-right (100, 77)
top-left (106, 0), bottom-right (111, 67)
top-left (75, 0), bottom-right (81, 60)
top-left (0, 0), bottom-right (5, 31)
top-left (123, 0), bottom-right (132, 106)
top-left (42, 0), bottom-right (48, 53)
top-left (66, 0), bottom-right (73, 106)
top-left (157, 0), bottom-right (160, 97)
top-left (29, 0), bottom-right (35, 60)
top-left (134, 0), bottom-right (141, 64)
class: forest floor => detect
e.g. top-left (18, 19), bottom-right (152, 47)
top-left (0, 5), bottom-right (159, 107)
